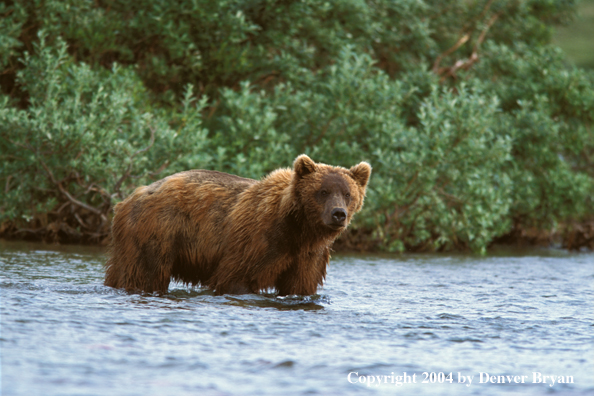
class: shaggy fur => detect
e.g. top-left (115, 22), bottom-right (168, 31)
top-left (104, 155), bottom-right (371, 295)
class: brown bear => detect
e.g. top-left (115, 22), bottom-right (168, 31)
top-left (104, 155), bottom-right (371, 295)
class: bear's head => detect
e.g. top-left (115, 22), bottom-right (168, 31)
top-left (292, 154), bottom-right (371, 233)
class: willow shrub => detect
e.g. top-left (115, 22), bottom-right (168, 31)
top-left (471, 42), bottom-right (594, 232)
top-left (1, 0), bottom-right (593, 250)
top-left (0, 36), bottom-right (208, 242)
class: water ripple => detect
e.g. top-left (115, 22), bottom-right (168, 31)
top-left (1, 240), bottom-right (593, 396)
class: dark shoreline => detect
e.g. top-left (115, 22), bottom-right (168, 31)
top-left (2, 219), bottom-right (592, 252)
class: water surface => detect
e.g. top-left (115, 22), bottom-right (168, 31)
top-left (1, 240), bottom-right (593, 395)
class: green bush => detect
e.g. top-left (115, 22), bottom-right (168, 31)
top-left (0, 34), bottom-right (208, 242)
top-left (471, 43), bottom-right (594, 231)
top-left (1, 0), bottom-right (592, 251)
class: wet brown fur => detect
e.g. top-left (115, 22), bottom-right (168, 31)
top-left (104, 155), bottom-right (371, 295)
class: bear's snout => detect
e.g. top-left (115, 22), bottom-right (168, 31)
top-left (331, 208), bottom-right (347, 225)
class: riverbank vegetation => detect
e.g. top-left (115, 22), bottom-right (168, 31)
top-left (1, 0), bottom-right (593, 252)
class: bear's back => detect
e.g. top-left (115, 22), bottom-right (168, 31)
top-left (146, 169), bottom-right (257, 195)
top-left (181, 169), bottom-right (256, 186)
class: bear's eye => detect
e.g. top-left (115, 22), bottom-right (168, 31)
top-left (345, 193), bottom-right (351, 198)
top-left (320, 190), bottom-right (328, 196)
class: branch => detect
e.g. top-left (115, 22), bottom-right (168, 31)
top-left (474, 0), bottom-right (497, 27)
top-left (432, 0), bottom-right (500, 79)
top-left (4, 175), bottom-right (12, 193)
top-left (130, 126), bottom-right (156, 158)
top-left (74, 212), bottom-right (90, 229)
top-left (474, 13), bottom-right (499, 52)
top-left (129, 160), bottom-right (170, 179)
top-left (15, 228), bottom-right (44, 234)
top-left (55, 201), bottom-right (70, 214)
top-left (207, 99), bottom-right (220, 120)
top-left (437, 12), bottom-right (500, 81)
top-left (58, 183), bottom-right (103, 216)
top-left (112, 164), bottom-right (132, 199)
top-left (39, 159), bottom-right (105, 218)
top-left (84, 183), bottom-right (111, 201)
top-left (440, 14), bottom-right (499, 82)
top-left (432, 34), bottom-right (470, 74)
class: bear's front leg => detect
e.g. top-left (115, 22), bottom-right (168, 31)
top-left (275, 249), bottom-right (329, 296)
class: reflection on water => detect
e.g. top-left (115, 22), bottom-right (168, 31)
top-left (1, 239), bottom-right (593, 396)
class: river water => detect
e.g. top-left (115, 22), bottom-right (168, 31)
top-left (1, 240), bottom-right (593, 396)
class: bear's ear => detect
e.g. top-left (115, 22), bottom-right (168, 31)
top-left (293, 154), bottom-right (317, 178)
top-left (349, 162), bottom-right (372, 189)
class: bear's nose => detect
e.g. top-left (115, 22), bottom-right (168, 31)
top-left (331, 208), bottom-right (347, 223)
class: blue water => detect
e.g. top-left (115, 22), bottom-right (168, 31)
top-left (1, 240), bottom-right (593, 395)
